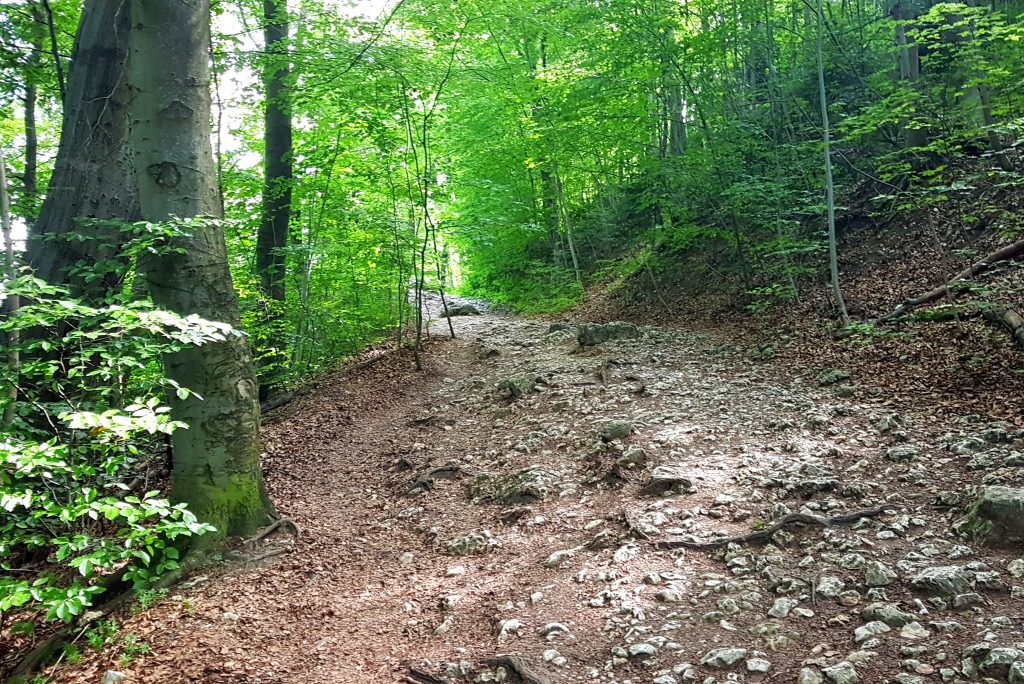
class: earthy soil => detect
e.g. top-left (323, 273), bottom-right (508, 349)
top-left (38, 294), bottom-right (1024, 684)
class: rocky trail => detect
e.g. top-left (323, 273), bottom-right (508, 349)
top-left (51, 298), bottom-right (1024, 684)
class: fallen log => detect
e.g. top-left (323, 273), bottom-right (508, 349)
top-left (984, 307), bottom-right (1024, 350)
top-left (877, 237), bottom-right (1024, 323)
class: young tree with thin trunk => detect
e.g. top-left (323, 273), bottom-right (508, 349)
top-left (816, 0), bottom-right (850, 325)
top-left (129, 0), bottom-right (275, 540)
top-left (258, 0), bottom-right (292, 302)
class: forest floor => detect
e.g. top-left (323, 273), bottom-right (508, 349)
top-left (46, 294), bottom-right (1024, 684)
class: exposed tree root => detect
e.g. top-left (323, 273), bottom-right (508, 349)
top-left (242, 517), bottom-right (300, 551)
top-left (654, 505), bottom-right (896, 549)
top-left (484, 654), bottom-right (553, 684)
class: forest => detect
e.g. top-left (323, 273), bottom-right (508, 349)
top-left (0, 0), bottom-right (1023, 682)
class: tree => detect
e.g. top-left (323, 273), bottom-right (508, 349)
top-left (25, 0), bottom-right (137, 296)
top-left (258, 0), bottom-right (292, 302)
top-left (129, 0), bottom-right (275, 539)
top-left (816, 0), bottom-right (849, 325)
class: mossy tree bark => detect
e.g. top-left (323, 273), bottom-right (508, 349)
top-left (129, 0), bottom-right (275, 540)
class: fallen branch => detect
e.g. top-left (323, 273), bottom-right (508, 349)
top-left (654, 505), bottom-right (896, 549)
top-left (877, 238), bottom-right (1024, 323)
top-left (399, 661), bottom-right (452, 684)
top-left (983, 307), bottom-right (1024, 350)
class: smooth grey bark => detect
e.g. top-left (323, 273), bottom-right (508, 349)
top-left (258, 0), bottom-right (292, 302)
top-left (892, 0), bottom-right (929, 149)
top-left (1, 152), bottom-right (19, 428)
top-left (129, 0), bottom-right (275, 539)
top-left (817, 0), bottom-right (850, 324)
top-left (25, 0), bottom-right (137, 296)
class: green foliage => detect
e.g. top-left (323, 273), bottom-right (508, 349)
top-left (0, 274), bottom-right (223, 628)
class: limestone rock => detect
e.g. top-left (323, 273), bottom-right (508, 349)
top-left (823, 661), bottom-right (859, 684)
top-left (955, 486), bottom-right (1024, 545)
top-left (865, 561), bottom-right (897, 587)
top-left (441, 303), bottom-right (481, 317)
top-left (601, 419), bottom-right (633, 441)
top-left (577, 321), bottom-right (640, 347)
top-left (700, 648), bottom-right (748, 668)
top-left (909, 566), bottom-right (970, 596)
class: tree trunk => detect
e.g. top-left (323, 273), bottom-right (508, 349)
top-left (129, 0), bottom-right (275, 540)
top-left (892, 1), bottom-right (928, 149)
top-left (1, 151), bottom-right (19, 429)
top-left (817, 0), bottom-right (850, 324)
top-left (553, 165), bottom-right (583, 290)
top-left (25, 0), bottom-right (137, 297)
top-left (258, 0), bottom-right (292, 302)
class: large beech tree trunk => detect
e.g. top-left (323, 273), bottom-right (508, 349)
top-left (26, 0), bottom-right (138, 296)
top-left (129, 0), bottom-right (275, 539)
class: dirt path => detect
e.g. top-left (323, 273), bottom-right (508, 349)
top-left (51, 299), bottom-right (1024, 684)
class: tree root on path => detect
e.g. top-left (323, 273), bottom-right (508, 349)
top-left (654, 505), bottom-right (896, 549)
top-left (241, 516), bottom-right (300, 552)
top-left (484, 655), bottom-right (553, 684)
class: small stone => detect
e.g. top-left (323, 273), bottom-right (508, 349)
top-left (746, 658), bottom-right (771, 673)
top-left (653, 676), bottom-right (678, 684)
top-left (627, 642), bottom-right (658, 658)
top-left (399, 552), bottom-right (414, 564)
top-left (900, 622), bottom-right (930, 639)
top-left (865, 561), bottom-right (897, 587)
top-left (798, 668), bottom-right (824, 684)
top-left (955, 486), bottom-right (1024, 544)
top-left (768, 597), bottom-right (798, 618)
top-left (838, 590), bottom-right (861, 606)
top-left (496, 619), bottom-right (522, 642)
top-left (817, 576), bottom-right (845, 598)
top-left (543, 549), bottom-right (574, 568)
top-left (953, 592), bottom-right (984, 609)
top-left (909, 566), bottom-right (970, 596)
top-left (863, 603), bottom-right (916, 627)
top-left (980, 647), bottom-right (1024, 678)
top-left (601, 419), bottom-right (633, 442)
top-left (854, 621), bottom-right (891, 642)
top-left (823, 661), bottom-right (859, 684)
top-left (446, 566), bottom-right (465, 576)
top-left (656, 588), bottom-right (686, 603)
top-left (700, 648), bottom-right (748, 668)
top-left (101, 673), bottom-right (127, 684)
top-left (221, 611), bottom-right (240, 621)
top-left (1008, 558), bottom-right (1024, 579)
top-left (886, 445), bottom-right (921, 462)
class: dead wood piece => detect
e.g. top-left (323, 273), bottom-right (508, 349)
top-left (399, 661), bottom-right (452, 684)
top-left (984, 307), bottom-right (1024, 350)
top-left (260, 393), bottom-right (294, 414)
top-left (484, 655), bottom-right (552, 684)
top-left (878, 237), bottom-right (1024, 323)
top-left (655, 505), bottom-right (895, 549)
